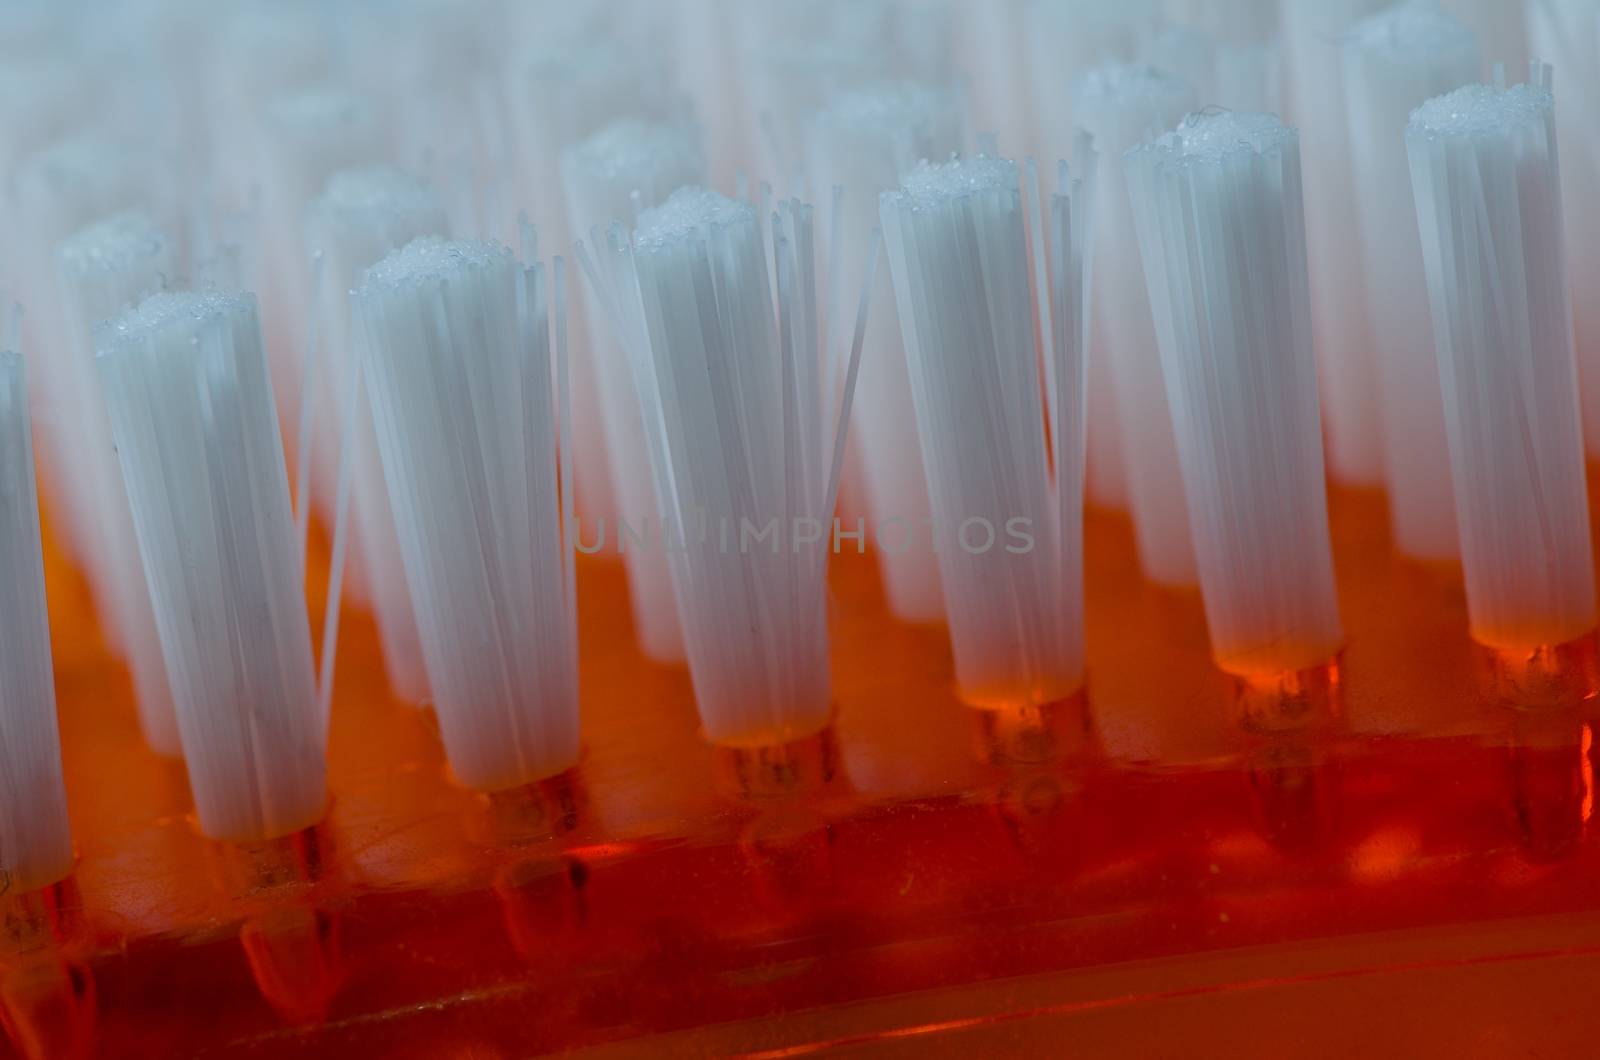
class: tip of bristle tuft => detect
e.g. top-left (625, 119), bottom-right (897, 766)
top-left (96, 290), bottom-right (253, 357)
top-left (1140, 110), bottom-right (1295, 166)
top-left (886, 154), bottom-right (1017, 211)
top-left (1345, 2), bottom-right (1477, 59)
top-left (1073, 62), bottom-right (1191, 108)
top-left (20, 132), bottom-right (134, 183)
top-left (361, 236), bottom-right (513, 290)
top-left (1408, 81), bottom-right (1552, 139)
top-left (315, 166), bottom-right (444, 219)
top-left (634, 186), bottom-right (754, 248)
top-left (565, 119), bottom-right (703, 187)
top-left (814, 80), bottom-right (962, 137)
top-left (265, 87), bottom-right (375, 132)
top-left (57, 212), bottom-right (170, 275)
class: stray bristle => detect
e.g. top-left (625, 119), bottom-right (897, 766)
top-left (55, 212), bottom-right (181, 755)
top-left (1407, 72), bottom-right (1595, 650)
top-left (1071, 62), bottom-right (1196, 586)
top-left (251, 88), bottom-right (388, 453)
top-left (304, 166), bottom-right (450, 705)
top-left (806, 80), bottom-right (967, 623)
top-left (880, 154), bottom-right (1088, 707)
top-left (356, 237), bottom-right (580, 789)
top-left (588, 187), bottom-right (837, 745)
top-left (96, 292), bottom-right (325, 841)
top-left (1126, 111), bottom-right (1343, 674)
top-left (0, 352), bottom-right (75, 893)
top-left (1341, 1), bottom-right (1478, 562)
top-left (1281, 0), bottom-right (1389, 487)
top-left (562, 119), bottom-right (706, 664)
top-left (1023, 2), bottom-right (1160, 509)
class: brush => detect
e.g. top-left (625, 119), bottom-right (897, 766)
top-left (355, 237), bottom-right (579, 791)
top-left (1341, 1), bottom-right (1479, 563)
top-left (16, 2), bottom-right (1600, 1054)
top-left (1406, 68), bottom-right (1594, 656)
top-left (96, 292), bottom-right (325, 841)
top-left (953, 0), bottom-right (1031, 158)
top-left (0, 351), bottom-right (74, 896)
top-left (1126, 110), bottom-right (1342, 686)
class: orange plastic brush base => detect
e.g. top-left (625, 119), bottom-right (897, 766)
top-left (6, 480), bottom-right (1600, 1057)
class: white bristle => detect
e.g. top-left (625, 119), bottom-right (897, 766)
top-left (1139, 27), bottom-right (1216, 106)
top-left (96, 292), bottom-right (324, 841)
top-left (1184, 0), bottom-right (1286, 118)
top-left (1213, 40), bottom-right (1283, 115)
top-left (509, 37), bottom-right (670, 241)
top-left (1072, 63), bottom-right (1197, 586)
top-left (806, 81), bottom-right (967, 622)
top-left (304, 166), bottom-right (450, 705)
top-left (744, 35), bottom-right (878, 188)
top-left (955, 0), bottom-right (1031, 158)
top-left (506, 37), bottom-right (672, 541)
top-left (734, 0), bottom-right (954, 183)
top-left (0, 352), bottom-right (75, 894)
top-left (0, 59), bottom-right (87, 176)
top-left (1140, 25), bottom-right (1282, 114)
top-left (1342, 2), bottom-right (1479, 562)
top-left (208, 2), bottom-right (334, 138)
top-left (1528, 1), bottom-right (1600, 457)
top-left (14, 134), bottom-right (162, 570)
top-left (355, 238), bottom-right (579, 789)
top-left (1282, 0), bottom-right (1390, 487)
top-left (55, 212), bottom-right (181, 755)
top-left (260, 89), bottom-right (388, 201)
top-left (1025, 0), bottom-right (1160, 510)
top-left (1024, 0), bottom-right (1162, 160)
top-left (252, 88), bottom-right (389, 431)
top-left (1407, 72), bottom-right (1595, 650)
top-left (879, 154), bottom-right (1090, 708)
top-left (586, 187), bottom-right (837, 745)
top-left (1126, 111), bottom-right (1343, 675)
top-left (1443, 0), bottom-right (1527, 72)
top-left (1160, 1), bottom-right (1284, 114)
top-left (562, 119), bottom-right (706, 664)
